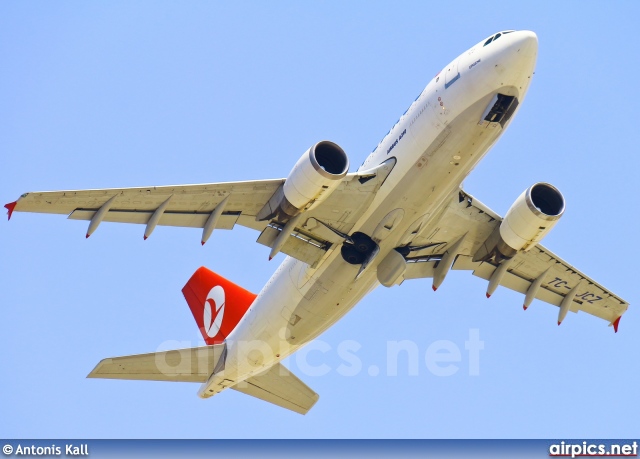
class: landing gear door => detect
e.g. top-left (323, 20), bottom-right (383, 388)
top-left (478, 94), bottom-right (519, 128)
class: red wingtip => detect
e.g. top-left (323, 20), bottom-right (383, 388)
top-left (432, 285), bottom-right (438, 292)
top-left (85, 233), bottom-right (90, 239)
top-left (143, 235), bottom-right (148, 240)
top-left (557, 321), bottom-right (562, 326)
top-left (613, 316), bottom-right (621, 333)
top-left (201, 241), bottom-right (205, 246)
top-left (486, 293), bottom-right (491, 299)
top-left (523, 305), bottom-right (528, 311)
top-left (4, 201), bottom-right (17, 221)
top-left (268, 256), bottom-right (273, 261)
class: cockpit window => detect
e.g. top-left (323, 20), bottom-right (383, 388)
top-left (484, 31), bottom-right (513, 47)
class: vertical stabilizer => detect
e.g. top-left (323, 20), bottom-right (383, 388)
top-left (182, 267), bottom-right (256, 345)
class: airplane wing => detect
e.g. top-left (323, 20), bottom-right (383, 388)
top-left (401, 188), bottom-right (629, 330)
top-left (5, 160), bottom-right (394, 268)
top-left (8, 179), bottom-right (282, 232)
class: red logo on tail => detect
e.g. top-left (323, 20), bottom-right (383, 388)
top-left (182, 267), bottom-right (256, 344)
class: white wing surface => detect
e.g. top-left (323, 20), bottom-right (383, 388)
top-left (6, 161), bottom-right (394, 267)
top-left (401, 189), bottom-right (629, 330)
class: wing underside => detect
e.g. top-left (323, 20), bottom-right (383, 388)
top-left (6, 169), bottom-right (628, 328)
top-left (398, 188), bottom-right (629, 329)
top-left (7, 161), bottom-right (394, 267)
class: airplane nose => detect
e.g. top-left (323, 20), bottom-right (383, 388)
top-left (499, 30), bottom-right (538, 75)
top-left (514, 30), bottom-right (538, 56)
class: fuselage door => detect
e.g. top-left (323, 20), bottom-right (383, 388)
top-left (444, 59), bottom-right (460, 89)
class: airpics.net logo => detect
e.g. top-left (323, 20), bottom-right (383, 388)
top-left (549, 441), bottom-right (638, 458)
top-left (203, 286), bottom-right (225, 338)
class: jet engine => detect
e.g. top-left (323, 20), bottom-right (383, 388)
top-left (473, 183), bottom-right (565, 262)
top-left (257, 141), bottom-right (349, 221)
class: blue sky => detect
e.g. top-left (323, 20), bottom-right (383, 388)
top-left (1, 2), bottom-right (638, 439)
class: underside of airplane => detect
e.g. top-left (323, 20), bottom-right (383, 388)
top-left (5, 30), bottom-right (629, 415)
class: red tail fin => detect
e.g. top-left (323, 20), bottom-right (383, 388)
top-left (182, 267), bottom-right (256, 345)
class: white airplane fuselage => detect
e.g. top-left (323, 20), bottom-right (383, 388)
top-left (200, 30), bottom-right (538, 398)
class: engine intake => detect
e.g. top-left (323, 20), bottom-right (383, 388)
top-left (256, 141), bottom-right (349, 222)
top-left (473, 182), bottom-right (565, 262)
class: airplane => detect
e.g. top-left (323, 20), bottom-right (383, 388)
top-left (5, 30), bottom-right (629, 415)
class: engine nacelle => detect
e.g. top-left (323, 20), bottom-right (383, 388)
top-left (257, 141), bottom-right (349, 221)
top-left (474, 183), bottom-right (565, 262)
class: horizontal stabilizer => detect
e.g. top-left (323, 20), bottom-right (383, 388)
top-left (231, 363), bottom-right (319, 415)
top-left (87, 345), bottom-right (225, 383)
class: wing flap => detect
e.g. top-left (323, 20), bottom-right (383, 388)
top-left (68, 209), bottom-right (241, 229)
top-left (87, 345), bottom-right (225, 383)
top-left (452, 256), bottom-right (565, 305)
top-left (452, 252), bottom-right (626, 322)
top-left (404, 260), bottom-right (437, 280)
top-left (256, 225), bottom-right (328, 267)
top-left (12, 179), bottom-right (283, 218)
top-left (231, 363), bottom-right (319, 415)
